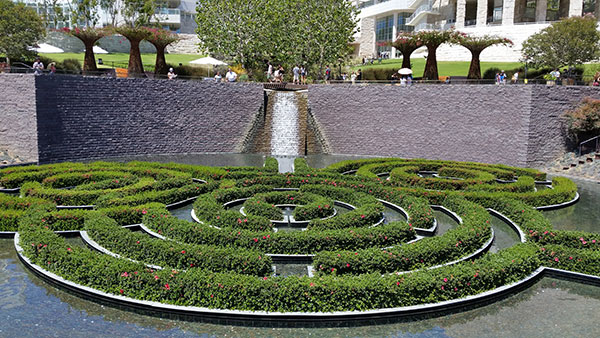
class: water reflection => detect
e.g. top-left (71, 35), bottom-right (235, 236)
top-left (543, 177), bottom-right (600, 233)
top-left (1, 236), bottom-right (598, 338)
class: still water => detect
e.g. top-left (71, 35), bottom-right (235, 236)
top-left (1, 154), bottom-right (599, 337)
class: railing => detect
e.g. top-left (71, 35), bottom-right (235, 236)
top-left (413, 23), bottom-right (441, 31)
top-left (3, 67), bottom-right (598, 87)
top-left (578, 135), bottom-right (600, 156)
top-left (407, 2), bottom-right (438, 24)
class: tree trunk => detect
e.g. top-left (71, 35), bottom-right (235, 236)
top-left (83, 41), bottom-right (97, 73)
top-left (467, 50), bottom-right (482, 79)
top-left (423, 45), bottom-right (439, 81)
top-left (127, 38), bottom-right (145, 78)
top-left (401, 53), bottom-right (412, 69)
top-left (153, 44), bottom-right (168, 75)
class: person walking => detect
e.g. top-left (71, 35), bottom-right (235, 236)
top-left (300, 65), bottom-right (307, 85)
top-left (214, 71), bottom-right (222, 83)
top-left (267, 62), bottom-right (273, 82)
top-left (350, 71), bottom-right (357, 85)
top-left (356, 69), bottom-right (362, 82)
top-left (325, 65), bottom-right (331, 84)
top-left (511, 71), bottom-right (519, 84)
top-left (292, 64), bottom-right (300, 85)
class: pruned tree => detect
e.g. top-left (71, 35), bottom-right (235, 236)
top-left (416, 30), bottom-right (456, 81)
top-left (61, 27), bottom-right (108, 72)
top-left (390, 32), bottom-right (422, 69)
top-left (58, 0), bottom-right (104, 72)
top-left (144, 27), bottom-right (179, 75)
top-left (117, 0), bottom-right (157, 77)
top-left (454, 33), bottom-right (513, 79)
top-left (522, 15), bottom-right (600, 70)
top-left (0, 0), bottom-right (45, 63)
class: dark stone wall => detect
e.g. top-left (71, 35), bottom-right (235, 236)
top-left (308, 84), bottom-right (600, 167)
top-left (34, 76), bottom-right (263, 163)
top-left (0, 75), bottom-right (38, 162)
top-left (527, 86), bottom-right (600, 166)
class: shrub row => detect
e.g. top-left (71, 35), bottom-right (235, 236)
top-left (84, 214), bottom-right (273, 276)
top-left (18, 222), bottom-right (543, 312)
top-left (313, 195), bottom-right (492, 275)
top-left (144, 207), bottom-right (414, 254)
top-left (328, 158), bottom-right (545, 179)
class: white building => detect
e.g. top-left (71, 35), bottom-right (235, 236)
top-left (14, 0), bottom-right (198, 34)
top-left (351, 0), bottom-right (597, 61)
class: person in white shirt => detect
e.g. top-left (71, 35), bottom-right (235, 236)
top-left (33, 58), bottom-right (44, 76)
top-left (167, 68), bottom-right (177, 80)
top-left (226, 68), bottom-right (237, 82)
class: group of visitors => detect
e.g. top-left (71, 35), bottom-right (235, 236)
top-left (213, 68), bottom-right (238, 83)
top-left (32, 58), bottom-right (56, 76)
top-left (267, 62), bottom-right (307, 84)
top-left (495, 70), bottom-right (521, 84)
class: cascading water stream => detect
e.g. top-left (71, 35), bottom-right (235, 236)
top-left (270, 92), bottom-right (300, 157)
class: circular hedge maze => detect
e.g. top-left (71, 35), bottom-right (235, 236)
top-left (1, 158), bottom-right (599, 321)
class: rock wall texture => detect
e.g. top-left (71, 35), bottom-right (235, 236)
top-left (0, 75), bottom-right (39, 163)
top-left (0, 75), bottom-right (263, 164)
top-left (308, 84), bottom-right (600, 167)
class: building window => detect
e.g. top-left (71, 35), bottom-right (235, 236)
top-left (375, 15), bottom-right (394, 57)
top-left (397, 12), bottom-right (414, 32)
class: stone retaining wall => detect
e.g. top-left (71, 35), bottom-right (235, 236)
top-left (308, 84), bottom-right (600, 167)
top-left (0, 75), bottom-right (263, 164)
top-left (0, 75), bottom-right (38, 163)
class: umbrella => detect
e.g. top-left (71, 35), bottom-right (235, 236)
top-left (189, 56), bottom-right (228, 66)
top-left (398, 68), bottom-right (413, 75)
top-left (29, 43), bottom-right (64, 54)
top-left (92, 46), bottom-right (109, 54)
top-left (189, 56), bottom-right (228, 77)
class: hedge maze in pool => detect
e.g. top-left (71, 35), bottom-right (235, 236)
top-left (1, 158), bottom-right (599, 319)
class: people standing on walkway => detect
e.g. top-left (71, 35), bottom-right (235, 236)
top-left (33, 57), bottom-right (44, 76)
top-left (300, 65), bottom-right (307, 84)
top-left (292, 64), bottom-right (300, 84)
top-left (351, 71), bottom-right (357, 84)
top-left (214, 71), bottom-right (222, 83)
top-left (551, 69), bottom-right (561, 84)
top-left (167, 67), bottom-right (177, 80)
top-left (511, 71), bottom-right (519, 84)
top-left (356, 69), bottom-right (362, 82)
top-left (500, 70), bottom-right (507, 84)
top-left (325, 65), bottom-right (331, 84)
top-left (226, 68), bottom-right (238, 82)
top-left (277, 65), bottom-right (284, 82)
top-left (267, 62), bottom-right (273, 82)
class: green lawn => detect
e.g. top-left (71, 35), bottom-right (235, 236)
top-left (352, 58), bottom-right (600, 78)
top-left (39, 52), bottom-right (204, 70)
top-left (351, 58), bottom-right (523, 77)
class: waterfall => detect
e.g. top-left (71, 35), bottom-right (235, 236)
top-left (269, 91), bottom-right (300, 156)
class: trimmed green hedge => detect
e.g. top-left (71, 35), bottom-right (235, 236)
top-left (18, 221), bottom-right (543, 312)
top-left (7, 157), bottom-right (597, 314)
top-left (313, 196), bottom-right (492, 275)
top-left (84, 214), bottom-right (273, 276)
